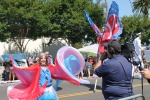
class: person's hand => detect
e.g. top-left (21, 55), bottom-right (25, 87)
top-left (135, 67), bottom-right (138, 73)
top-left (140, 69), bottom-right (150, 79)
top-left (100, 52), bottom-right (107, 62)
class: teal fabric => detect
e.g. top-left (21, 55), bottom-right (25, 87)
top-left (39, 67), bottom-right (52, 87)
top-left (37, 68), bottom-right (56, 100)
top-left (64, 55), bottom-right (80, 75)
top-left (37, 91), bottom-right (56, 100)
top-left (54, 55), bottom-right (80, 90)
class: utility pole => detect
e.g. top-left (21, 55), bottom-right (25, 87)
top-left (105, 0), bottom-right (108, 20)
top-left (41, 37), bottom-right (45, 52)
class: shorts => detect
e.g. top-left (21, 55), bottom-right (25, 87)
top-left (87, 65), bottom-right (92, 68)
top-left (10, 68), bottom-right (13, 72)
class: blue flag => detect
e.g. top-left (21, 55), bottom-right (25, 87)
top-left (84, 10), bottom-right (101, 36)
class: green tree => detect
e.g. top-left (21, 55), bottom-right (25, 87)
top-left (0, 0), bottom-right (105, 52)
top-left (121, 14), bottom-right (150, 45)
top-left (0, 0), bottom-right (50, 53)
top-left (43, 0), bottom-right (105, 47)
top-left (132, 0), bottom-right (150, 18)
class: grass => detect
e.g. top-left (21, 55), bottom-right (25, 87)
top-left (80, 51), bottom-right (97, 56)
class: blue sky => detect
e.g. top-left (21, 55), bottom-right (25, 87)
top-left (93, 0), bottom-right (134, 18)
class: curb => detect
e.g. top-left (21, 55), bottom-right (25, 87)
top-left (0, 80), bottom-right (20, 84)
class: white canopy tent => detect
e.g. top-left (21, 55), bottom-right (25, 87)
top-left (78, 44), bottom-right (99, 54)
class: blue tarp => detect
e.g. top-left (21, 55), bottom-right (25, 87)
top-left (1, 53), bottom-right (26, 61)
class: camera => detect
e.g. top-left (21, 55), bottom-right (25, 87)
top-left (120, 42), bottom-right (150, 83)
top-left (121, 42), bottom-right (143, 69)
top-left (121, 42), bottom-right (135, 59)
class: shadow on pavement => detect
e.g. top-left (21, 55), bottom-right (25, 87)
top-left (55, 87), bottom-right (63, 91)
top-left (81, 83), bottom-right (102, 91)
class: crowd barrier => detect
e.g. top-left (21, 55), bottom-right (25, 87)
top-left (118, 94), bottom-right (145, 100)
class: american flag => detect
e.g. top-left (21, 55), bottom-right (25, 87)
top-left (84, 10), bottom-right (101, 36)
top-left (102, 1), bottom-right (123, 42)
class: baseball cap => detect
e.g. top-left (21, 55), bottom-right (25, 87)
top-left (108, 40), bottom-right (121, 52)
top-left (137, 32), bottom-right (141, 36)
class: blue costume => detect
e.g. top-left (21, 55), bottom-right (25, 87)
top-left (95, 55), bottom-right (133, 100)
top-left (37, 67), bottom-right (57, 100)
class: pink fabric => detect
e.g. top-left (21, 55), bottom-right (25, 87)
top-left (97, 36), bottom-right (105, 53)
top-left (8, 62), bottom-right (47, 100)
top-left (50, 59), bottom-right (80, 85)
top-left (8, 50), bottom-right (85, 99)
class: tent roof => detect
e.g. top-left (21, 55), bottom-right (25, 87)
top-left (78, 44), bottom-right (98, 54)
top-left (1, 53), bottom-right (26, 62)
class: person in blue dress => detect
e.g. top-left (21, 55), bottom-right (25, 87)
top-left (37, 53), bottom-right (58, 100)
top-left (7, 46), bottom-right (90, 100)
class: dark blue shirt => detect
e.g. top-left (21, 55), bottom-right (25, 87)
top-left (95, 55), bottom-right (133, 100)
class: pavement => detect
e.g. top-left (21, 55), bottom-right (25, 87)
top-left (0, 72), bottom-right (139, 85)
top-left (0, 80), bottom-right (20, 84)
top-left (1, 75), bottom-right (150, 100)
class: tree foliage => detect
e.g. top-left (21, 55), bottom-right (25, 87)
top-left (132, 0), bottom-right (150, 18)
top-left (42, 0), bottom-right (105, 47)
top-left (0, 0), bottom-right (48, 52)
top-left (121, 14), bottom-right (150, 45)
top-left (0, 0), bottom-right (105, 52)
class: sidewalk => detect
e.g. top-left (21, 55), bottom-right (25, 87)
top-left (0, 80), bottom-right (20, 84)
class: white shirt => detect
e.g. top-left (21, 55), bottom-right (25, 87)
top-left (133, 37), bottom-right (144, 69)
top-left (133, 37), bottom-right (142, 56)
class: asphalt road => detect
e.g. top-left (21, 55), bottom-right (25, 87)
top-left (0, 76), bottom-right (150, 100)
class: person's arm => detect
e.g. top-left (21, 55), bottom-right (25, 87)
top-left (137, 38), bottom-right (142, 49)
top-left (94, 59), bottom-right (102, 75)
top-left (140, 69), bottom-right (150, 79)
top-left (94, 60), bottom-right (102, 71)
top-left (94, 52), bottom-right (107, 74)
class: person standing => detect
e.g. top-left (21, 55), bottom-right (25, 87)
top-left (94, 40), bottom-right (133, 100)
top-left (133, 32), bottom-right (142, 58)
top-left (45, 52), bottom-right (53, 65)
top-left (133, 32), bottom-right (144, 79)
top-left (9, 63), bottom-right (15, 81)
top-left (7, 51), bottom-right (90, 100)
top-left (28, 55), bottom-right (34, 66)
top-left (4, 64), bottom-right (10, 81)
top-left (8, 53), bottom-right (58, 100)
top-left (85, 58), bottom-right (92, 78)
